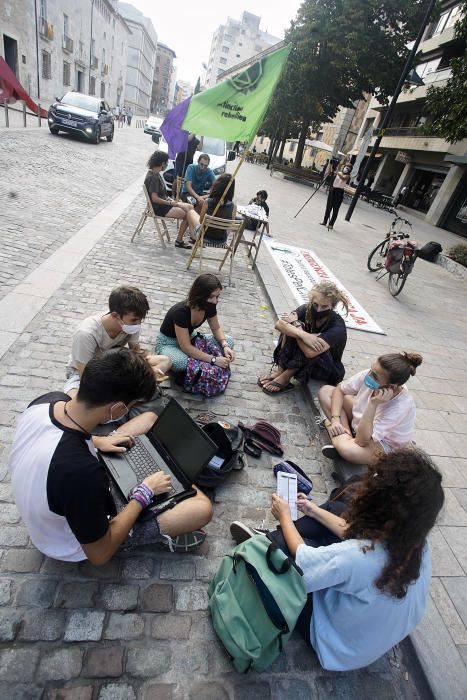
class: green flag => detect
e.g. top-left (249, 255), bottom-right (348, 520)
top-left (182, 44), bottom-right (290, 142)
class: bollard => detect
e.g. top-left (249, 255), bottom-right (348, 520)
top-left (23, 103), bottom-right (27, 127)
top-left (5, 104), bottom-right (9, 128)
top-left (38, 103), bottom-right (41, 127)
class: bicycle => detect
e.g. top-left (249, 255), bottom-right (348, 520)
top-left (367, 214), bottom-right (418, 297)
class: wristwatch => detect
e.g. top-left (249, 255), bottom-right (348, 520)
top-left (211, 356), bottom-right (217, 365)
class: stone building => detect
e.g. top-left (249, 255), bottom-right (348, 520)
top-left (151, 42), bottom-right (176, 115)
top-left (117, 2), bottom-right (157, 116)
top-left (0, 0), bottom-right (130, 108)
top-left (205, 11), bottom-right (280, 88)
top-left (352, 1), bottom-right (466, 237)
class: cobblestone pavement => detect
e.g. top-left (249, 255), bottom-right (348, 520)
top-left (0, 127), bottom-right (151, 301)
top-left (0, 137), bottom-right (427, 698)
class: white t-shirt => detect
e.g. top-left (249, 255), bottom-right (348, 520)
top-left (66, 313), bottom-right (140, 376)
top-left (332, 172), bottom-right (348, 190)
top-left (340, 369), bottom-right (416, 452)
top-left (296, 539), bottom-right (431, 671)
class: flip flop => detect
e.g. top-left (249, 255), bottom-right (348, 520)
top-left (257, 375), bottom-right (274, 388)
top-left (261, 381), bottom-right (294, 396)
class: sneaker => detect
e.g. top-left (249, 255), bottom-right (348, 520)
top-left (319, 222), bottom-right (327, 226)
top-left (164, 529), bottom-right (206, 552)
top-left (230, 521), bottom-right (267, 545)
top-left (328, 225), bottom-right (334, 230)
top-left (322, 444), bottom-right (338, 460)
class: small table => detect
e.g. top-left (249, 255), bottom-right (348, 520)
top-left (236, 205), bottom-right (269, 268)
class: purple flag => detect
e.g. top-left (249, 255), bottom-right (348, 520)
top-left (160, 98), bottom-right (191, 158)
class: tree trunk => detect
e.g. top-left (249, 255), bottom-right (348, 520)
top-left (294, 119), bottom-right (308, 168)
top-left (277, 116), bottom-right (290, 162)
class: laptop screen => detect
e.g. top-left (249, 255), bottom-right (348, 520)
top-left (151, 399), bottom-right (217, 479)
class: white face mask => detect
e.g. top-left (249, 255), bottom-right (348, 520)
top-left (102, 402), bottom-right (129, 425)
top-left (120, 322), bottom-right (141, 335)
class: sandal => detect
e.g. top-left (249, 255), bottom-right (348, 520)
top-left (175, 240), bottom-right (192, 249)
top-left (261, 381), bottom-right (294, 396)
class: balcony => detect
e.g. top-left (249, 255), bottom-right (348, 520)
top-left (39, 17), bottom-right (54, 40)
top-left (91, 56), bottom-right (98, 70)
top-left (62, 35), bottom-right (74, 53)
top-left (374, 126), bottom-right (431, 138)
top-left (371, 127), bottom-right (454, 154)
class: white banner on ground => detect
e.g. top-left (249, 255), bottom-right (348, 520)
top-left (265, 241), bottom-right (385, 335)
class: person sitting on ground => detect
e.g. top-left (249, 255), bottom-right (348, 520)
top-left (155, 273), bottom-right (235, 374)
top-left (145, 151), bottom-right (201, 250)
top-left (9, 348), bottom-right (213, 563)
top-left (181, 153), bottom-right (216, 214)
top-left (258, 282), bottom-right (348, 395)
top-left (230, 447), bottom-right (444, 671)
top-left (246, 190), bottom-right (270, 235)
top-left (318, 351), bottom-right (422, 464)
top-left (64, 286), bottom-right (171, 398)
top-left (197, 174), bottom-right (237, 244)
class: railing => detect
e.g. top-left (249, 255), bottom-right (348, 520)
top-left (91, 56), bottom-right (98, 69)
top-left (373, 126), bottom-right (434, 138)
top-left (63, 35), bottom-right (73, 52)
top-left (39, 17), bottom-right (54, 40)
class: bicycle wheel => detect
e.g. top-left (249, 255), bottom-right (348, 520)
top-left (388, 270), bottom-right (408, 296)
top-left (367, 240), bottom-right (388, 272)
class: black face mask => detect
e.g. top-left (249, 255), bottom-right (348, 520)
top-left (204, 301), bottom-right (217, 315)
top-left (312, 307), bottom-right (332, 321)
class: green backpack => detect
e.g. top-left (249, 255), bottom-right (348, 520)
top-left (208, 534), bottom-right (307, 672)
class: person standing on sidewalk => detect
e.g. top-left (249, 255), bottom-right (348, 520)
top-left (320, 162), bottom-right (351, 230)
top-left (126, 107), bottom-right (133, 127)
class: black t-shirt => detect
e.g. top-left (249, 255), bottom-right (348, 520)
top-left (205, 198), bottom-right (234, 241)
top-left (28, 392), bottom-right (116, 545)
top-left (159, 301), bottom-right (218, 338)
top-left (296, 305), bottom-right (347, 363)
top-left (144, 170), bottom-right (168, 202)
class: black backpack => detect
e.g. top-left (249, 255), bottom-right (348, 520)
top-left (194, 421), bottom-right (244, 489)
top-left (418, 241), bottom-right (442, 262)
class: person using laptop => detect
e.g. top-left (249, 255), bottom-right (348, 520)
top-left (8, 348), bottom-right (213, 563)
top-left (64, 286), bottom-right (172, 397)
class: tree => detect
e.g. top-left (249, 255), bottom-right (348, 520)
top-left (194, 76), bottom-right (201, 94)
top-left (262, 0), bottom-right (428, 167)
top-left (424, 2), bottom-right (467, 143)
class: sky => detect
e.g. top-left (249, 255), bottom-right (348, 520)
top-left (126, 0), bottom-right (303, 86)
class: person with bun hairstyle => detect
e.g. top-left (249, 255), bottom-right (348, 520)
top-left (197, 174), bottom-right (236, 244)
top-left (259, 282), bottom-right (348, 395)
top-left (318, 351), bottom-right (422, 463)
top-left (230, 447), bottom-right (444, 670)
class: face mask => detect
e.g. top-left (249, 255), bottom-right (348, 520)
top-left (312, 307), bottom-right (332, 321)
top-left (343, 168), bottom-right (350, 174)
top-left (102, 402), bottom-right (129, 425)
top-left (120, 322), bottom-right (141, 335)
top-left (204, 301), bottom-right (218, 314)
top-left (364, 373), bottom-right (381, 390)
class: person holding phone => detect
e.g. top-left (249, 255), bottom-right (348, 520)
top-left (318, 351), bottom-right (422, 464)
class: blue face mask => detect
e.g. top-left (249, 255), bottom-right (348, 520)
top-left (364, 373), bottom-right (381, 390)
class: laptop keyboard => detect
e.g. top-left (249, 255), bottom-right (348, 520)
top-left (129, 440), bottom-right (176, 496)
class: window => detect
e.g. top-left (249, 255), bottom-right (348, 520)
top-left (220, 57), bottom-right (227, 65)
top-left (238, 42), bottom-right (243, 46)
top-left (222, 46), bottom-right (229, 53)
top-left (289, 141), bottom-right (296, 152)
top-left (432, 5), bottom-right (462, 36)
top-left (224, 33), bottom-right (232, 42)
top-left (417, 57), bottom-right (441, 78)
top-left (89, 76), bottom-right (96, 95)
top-left (79, 40), bottom-right (84, 59)
top-left (41, 50), bottom-right (51, 79)
top-left (63, 13), bottom-right (69, 36)
top-left (100, 81), bottom-right (105, 98)
top-left (102, 48), bottom-right (106, 65)
top-left (236, 54), bottom-right (240, 58)
top-left (446, 4), bottom-right (462, 28)
top-left (63, 61), bottom-right (71, 85)
top-left (40, 0), bottom-right (47, 20)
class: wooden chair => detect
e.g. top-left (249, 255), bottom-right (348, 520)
top-left (131, 186), bottom-right (171, 247)
top-left (186, 215), bottom-right (245, 285)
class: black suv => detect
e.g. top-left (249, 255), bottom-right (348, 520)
top-left (48, 92), bottom-right (114, 144)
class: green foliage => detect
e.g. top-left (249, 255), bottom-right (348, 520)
top-left (262, 0), bottom-right (428, 158)
top-left (425, 2), bottom-right (467, 143)
top-left (448, 243), bottom-right (467, 268)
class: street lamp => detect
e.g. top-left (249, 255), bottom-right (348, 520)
top-left (345, 0), bottom-right (437, 221)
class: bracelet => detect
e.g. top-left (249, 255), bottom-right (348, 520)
top-left (129, 482), bottom-right (154, 509)
top-left (331, 415), bottom-right (341, 420)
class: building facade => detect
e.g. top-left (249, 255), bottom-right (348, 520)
top-left (173, 79), bottom-right (193, 105)
top-left (352, 1), bottom-right (466, 237)
top-left (151, 42), bottom-right (175, 115)
top-left (205, 11), bottom-right (280, 88)
top-left (0, 0), bottom-right (130, 108)
top-left (117, 2), bottom-right (157, 116)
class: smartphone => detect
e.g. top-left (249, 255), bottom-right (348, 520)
top-left (277, 472), bottom-right (298, 520)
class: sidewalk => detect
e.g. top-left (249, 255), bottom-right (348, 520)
top-left (233, 163), bottom-right (467, 700)
top-left (0, 157), bottom-right (426, 697)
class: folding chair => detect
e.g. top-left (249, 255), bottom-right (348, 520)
top-left (186, 215), bottom-right (245, 285)
top-left (131, 186), bottom-right (171, 248)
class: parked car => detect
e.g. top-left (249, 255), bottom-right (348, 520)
top-left (48, 92), bottom-right (114, 144)
top-left (161, 136), bottom-right (236, 194)
top-left (144, 115), bottom-right (163, 140)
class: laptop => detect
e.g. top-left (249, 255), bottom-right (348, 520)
top-left (99, 398), bottom-right (217, 512)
